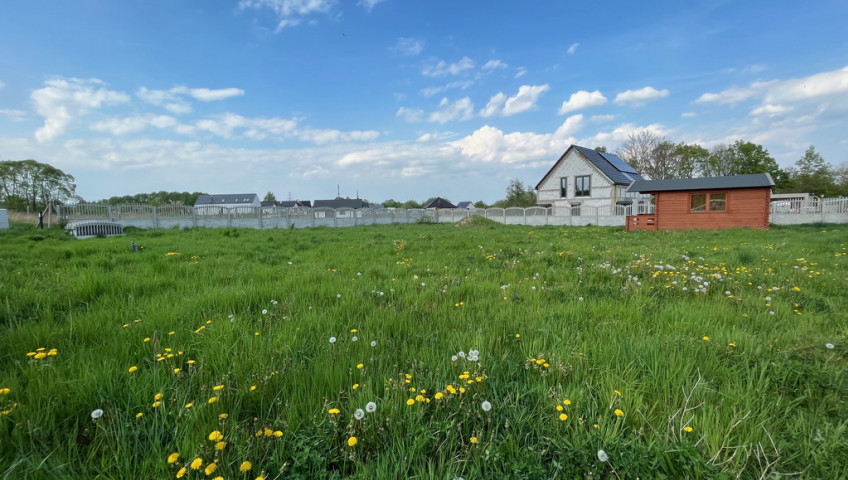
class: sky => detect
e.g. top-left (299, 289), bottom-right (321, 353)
top-left (0, 0), bottom-right (847, 204)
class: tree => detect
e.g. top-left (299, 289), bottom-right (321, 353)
top-left (702, 144), bottom-right (735, 177)
top-left (503, 179), bottom-right (537, 207)
top-left (0, 159), bottom-right (77, 212)
top-left (790, 146), bottom-right (836, 196)
top-left (263, 192), bottom-right (276, 202)
top-left (382, 199), bottom-right (402, 208)
top-left (473, 200), bottom-right (488, 209)
top-left (617, 130), bottom-right (662, 179)
top-left (675, 143), bottom-right (709, 179)
top-left (594, 146), bottom-right (608, 153)
top-left (400, 199), bottom-right (422, 209)
top-left (728, 141), bottom-right (790, 189)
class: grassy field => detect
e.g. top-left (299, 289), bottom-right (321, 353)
top-left (0, 219), bottom-right (846, 479)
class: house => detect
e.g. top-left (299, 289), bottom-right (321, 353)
top-left (313, 197), bottom-right (366, 218)
top-left (279, 200), bottom-right (312, 208)
top-left (195, 193), bottom-right (260, 215)
top-left (456, 201), bottom-right (476, 210)
top-left (535, 145), bottom-right (649, 215)
top-left (424, 197), bottom-right (457, 209)
top-left (625, 173), bottom-right (774, 231)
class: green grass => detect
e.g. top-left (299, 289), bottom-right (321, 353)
top-left (0, 221), bottom-right (846, 479)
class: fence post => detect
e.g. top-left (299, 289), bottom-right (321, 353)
top-left (108, 205), bottom-right (113, 222)
top-left (523, 208), bottom-right (527, 226)
top-left (227, 209), bottom-right (232, 228)
top-left (192, 207), bottom-right (197, 228)
top-left (258, 207), bottom-right (263, 229)
top-left (153, 206), bottom-right (159, 229)
top-left (286, 208), bottom-right (290, 229)
top-left (354, 209), bottom-right (358, 227)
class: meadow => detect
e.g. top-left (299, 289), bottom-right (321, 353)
top-left (0, 219), bottom-right (846, 479)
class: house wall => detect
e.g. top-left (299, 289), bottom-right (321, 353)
top-left (536, 149), bottom-right (616, 214)
top-left (655, 188), bottom-right (770, 230)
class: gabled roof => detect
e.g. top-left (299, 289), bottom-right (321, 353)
top-left (260, 201), bottom-right (278, 208)
top-left (278, 200), bottom-right (311, 208)
top-left (627, 173), bottom-right (775, 193)
top-left (195, 193), bottom-right (259, 205)
top-left (424, 197), bottom-right (457, 209)
top-left (313, 198), bottom-right (366, 209)
top-left (535, 145), bottom-right (644, 189)
top-left (456, 201), bottom-right (474, 209)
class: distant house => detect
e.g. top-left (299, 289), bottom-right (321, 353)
top-left (456, 201), bottom-right (475, 210)
top-left (279, 200), bottom-right (312, 208)
top-left (424, 197), bottom-right (456, 209)
top-left (625, 173), bottom-right (774, 231)
top-left (313, 197), bottom-right (366, 218)
top-left (195, 193), bottom-right (260, 215)
top-left (535, 145), bottom-right (649, 215)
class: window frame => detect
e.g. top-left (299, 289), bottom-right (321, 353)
top-left (690, 192), bottom-right (728, 213)
top-left (560, 177), bottom-right (568, 198)
top-left (574, 175), bottom-right (591, 197)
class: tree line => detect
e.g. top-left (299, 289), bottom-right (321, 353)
top-left (0, 160), bottom-right (78, 212)
top-left (96, 191), bottom-right (208, 206)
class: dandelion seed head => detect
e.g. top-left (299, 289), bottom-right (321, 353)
top-left (354, 409), bottom-right (365, 420)
top-left (91, 409), bottom-right (103, 419)
top-left (597, 449), bottom-right (609, 462)
top-left (481, 401), bottom-right (492, 412)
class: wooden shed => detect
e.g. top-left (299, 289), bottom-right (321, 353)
top-left (625, 173), bottom-right (774, 231)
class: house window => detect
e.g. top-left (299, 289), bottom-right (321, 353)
top-left (691, 193), bottom-right (727, 212)
top-left (560, 178), bottom-right (567, 197)
top-left (575, 175), bottom-right (591, 197)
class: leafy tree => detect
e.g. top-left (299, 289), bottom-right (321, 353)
top-left (789, 146), bottom-right (837, 196)
top-left (98, 191), bottom-right (207, 206)
top-left (702, 144), bottom-right (735, 176)
top-left (473, 200), bottom-right (488, 209)
top-left (400, 200), bottom-right (422, 209)
top-left (617, 130), bottom-right (662, 178)
top-left (0, 159), bottom-right (78, 212)
top-left (263, 192), bottom-right (277, 202)
top-left (503, 179), bottom-right (537, 207)
top-left (594, 146), bottom-right (608, 153)
top-left (728, 141), bottom-right (790, 189)
top-left (676, 143), bottom-right (709, 179)
top-left (382, 199), bottom-right (402, 208)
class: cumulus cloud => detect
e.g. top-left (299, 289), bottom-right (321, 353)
top-left (136, 86), bottom-right (244, 113)
top-left (396, 106), bottom-right (424, 122)
top-left (187, 87), bottom-right (245, 101)
top-left (480, 85), bottom-right (549, 118)
top-left (429, 97), bottom-right (474, 123)
top-left (481, 60), bottom-right (508, 72)
top-left (417, 132), bottom-right (439, 142)
top-left (91, 114), bottom-right (180, 135)
top-left (589, 114), bottom-right (615, 123)
top-left (420, 80), bottom-right (474, 98)
top-left (32, 78), bottom-right (130, 142)
top-left (393, 37), bottom-right (424, 56)
top-left (421, 57), bottom-right (475, 77)
top-left (479, 93), bottom-right (507, 118)
top-left (0, 109), bottom-right (27, 122)
top-left (586, 122), bottom-right (670, 146)
top-left (694, 85), bottom-right (761, 105)
top-left (238, 0), bottom-right (334, 32)
top-left (750, 104), bottom-right (792, 117)
top-left (613, 86), bottom-right (669, 107)
top-left (567, 42), bottom-right (579, 55)
top-left (559, 90), bottom-right (607, 114)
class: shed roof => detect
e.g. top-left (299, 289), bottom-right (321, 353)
top-left (456, 201), bottom-right (474, 209)
top-left (313, 198), bottom-right (366, 209)
top-left (535, 145), bottom-right (644, 189)
top-left (424, 197), bottom-right (457, 209)
top-left (196, 193), bottom-right (259, 205)
top-left (627, 173), bottom-right (775, 193)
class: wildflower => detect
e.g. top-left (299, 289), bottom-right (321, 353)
top-left (190, 458), bottom-right (203, 470)
top-left (204, 463), bottom-right (217, 475)
top-left (337, 293), bottom-right (341, 298)
top-left (328, 408), bottom-right (340, 415)
top-left (597, 449), bottom-right (609, 462)
top-left (370, 340), bottom-right (377, 347)
top-left (34, 353), bottom-right (47, 360)
top-left (262, 309), bottom-right (268, 315)
top-left (173, 368), bottom-right (181, 374)
top-left (91, 409), bottom-right (104, 419)
top-left (144, 337), bottom-right (150, 342)
top-left (176, 467), bottom-right (186, 478)
top-left (826, 343), bottom-right (835, 349)
top-left (354, 408), bottom-right (365, 420)
top-left (683, 426), bottom-right (693, 433)
top-left (208, 430), bottom-right (223, 441)
top-left (702, 336), bottom-right (710, 342)
top-left (218, 413), bottom-right (228, 419)
top-left (352, 383), bottom-right (359, 390)
top-left (208, 396), bottom-right (218, 404)
top-left (435, 392), bottom-right (443, 400)
top-left (407, 398), bottom-right (415, 406)
top-left (515, 334), bottom-right (520, 338)
top-left (154, 393), bottom-right (163, 400)
top-left (168, 452), bottom-right (180, 463)
top-left (329, 337), bottom-right (337, 344)
top-left (250, 385), bottom-right (257, 391)
top-left (213, 385), bottom-right (224, 391)
top-left (352, 336), bottom-right (358, 342)
top-left (128, 366), bottom-right (138, 373)
top-left (274, 430), bottom-right (283, 437)
top-left (240, 462), bottom-right (252, 472)
top-left (614, 409), bottom-right (624, 417)
top-left (215, 441), bottom-right (227, 450)
top-left (481, 401), bottom-right (492, 412)
top-left (559, 413), bottom-right (567, 421)
top-left (348, 436), bottom-right (358, 447)
top-left (185, 402), bottom-right (194, 409)
top-left (470, 436), bottom-right (478, 444)
top-left (152, 401), bottom-right (161, 408)
top-left (556, 405), bottom-right (563, 412)
top-left (451, 355), bottom-right (458, 362)
top-left (563, 399), bottom-right (571, 406)
top-left (728, 342), bottom-right (737, 347)
top-left (365, 402), bottom-right (377, 413)
top-left (593, 423), bottom-right (600, 429)
top-left (356, 363), bottom-right (364, 369)
top-left (614, 390), bottom-right (622, 397)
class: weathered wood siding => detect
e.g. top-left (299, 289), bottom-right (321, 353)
top-left (655, 188), bottom-right (770, 230)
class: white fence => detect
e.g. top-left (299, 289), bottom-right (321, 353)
top-left (56, 198), bottom-right (847, 231)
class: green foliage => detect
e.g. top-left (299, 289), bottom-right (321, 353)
top-left (496, 179), bottom-right (537, 207)
top-left (0, 159), bottom-right (77, 211)
top-left (0, 224), bottom-right (846, 478)
top-left (97, 191), bottom-right (208, 206)
top-left (263, 192), bottom-right (276, 202)
top-left (728, 141), bottom-right (790, 188)
top-left (787, 145), bottom-right (845, 196)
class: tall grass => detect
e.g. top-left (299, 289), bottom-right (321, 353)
top-left (0, 221), bottom-right (846, 478)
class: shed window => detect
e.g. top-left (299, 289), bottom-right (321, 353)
top-left (691, 193), bottom-right (727, 212)
top-left (560, 178), bottom-right (567, 197)
top-left (575, 175), bottom-right (591, 197)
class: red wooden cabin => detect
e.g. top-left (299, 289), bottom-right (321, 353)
top-left (625, 173), bottom-right (774, 231)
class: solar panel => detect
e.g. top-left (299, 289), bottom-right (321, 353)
top-left (599, 152), bottom-right (639, 174)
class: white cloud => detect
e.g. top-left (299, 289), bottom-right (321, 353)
top-left (393, 37), bottom-right (424, 56)
top-left (187, 87), bottom-right (245, 102)
top-left (0, 109), bottom-right (27, 122)
top-left (90, 114), bottom-right (180, 135)
top-left (587, 122), bottom-right (670, 146)
top-left (358, 0), bottom-right (386, 11)
top-left (417, 132), bottom-right (439, 142)
top-left (750, 104), bottom-right (792, 117)
top-left (396, 106), bottom-right (424, 122)
top-left (0, 80), bottom-right (5, 90)
top-left (480, 85), bottom-right (549, 118)
top-left (589, 114), bottom-right (615, 123)
top-left (238, 0), bottom-right (334, 32)
top-left (421, 57), bottom-right (475, 77)
top-left (559, 90), bottom-right (607, 114)
top-left (481, 60), bottom-right (508, 72)
top-left (136, 86), bottom-right (244, 113)
top-left (613, 86), bottom-right (669, 107)
top-left (420, 80), bottom-right (474, 98)
top-left (429, 97), bottom-right (474, 123)
top-left (763, 66), bottom-right (848, 103)
top-left (567, 42), bottom-right (579, 55)
top-left (31, 77), bottom-right (130, 142)
top-left (694, 85), bottom-right (760, 105)
top-left (514, 67), bottom-right (527, 79)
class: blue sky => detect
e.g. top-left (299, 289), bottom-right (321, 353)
top-left (1, 0), bottom-right (846, 203)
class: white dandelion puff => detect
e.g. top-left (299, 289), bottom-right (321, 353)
top-left (262, 309), bottom-right (268, 315)
top-left (91, 409), bottom-right (104, 419)
top-left (825, 343), bottom-right (835, 349)
top-left (370, 340), bottom-right (377, 347)
top-left (329, 337), bottom-right (337, 344)
top-left (352, 336), bottom-right (358, 342)
top-left (597, 449), bottom-right (609, 462)
top-left (366, 402), bottom-right (377, 413)
top-left (481, 401), bottom-right (492, 412)
top-left (354, 409), bottom-right (365, 420)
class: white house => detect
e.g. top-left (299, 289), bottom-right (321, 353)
top-left (535, 145), bottom-right (650, 216)
top-left (195, 193), bottom-right (261, 215)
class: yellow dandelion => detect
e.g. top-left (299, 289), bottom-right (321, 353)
top-left (208, 430), bottom-right (223, 442)
top-left (167, 452), bottom-right (180, 464)
top-left (239, 461), bottom-right (252, 472)
top-left (128, 366), bottom-right (138, 373)
top-left (406, 398), bottom-right (415, 405)
top-left (176, 467), bottom-right (186, 478)
top-left (563, 399), bottom-right (571, 406)
top-left (213, 385), bottom-right (224, 391)
top-left (208, 396), bottom-right (218, 404)
top-left (136, 412), bottom-right (143, 418)
top-left (190, 457), bottom-right (202, 470)
top-left (356, 363), bottom-right (364, 369)
top-left (435, 392), bottom-right (444, 399)
top-left (173, 368), bottom-right (181, 374)
top-left (348, 436), bottom-right (358, 447)
top-left (274, 430), bottom-right (283, 437)
top-left (515, 333), bottom-right (520, 338)
top-left (352, 384), bottom-right (359, 390)
top-left (204, 463), bottom-right (216, 475)
top-left (593, 423), bottom-right (600, 429)
top-left (218, 413), bottom-right (228, 419)
top-left (614, 390), bottom-right (622, 397)
top-left (154, 393), bottom-right (163, 400)
top-left (152, 401), bottom-right (161, 408)
top-left (34, 353), bottom-right (47, 360)
top-left (470, 436), bottom-right (478, 444)
top-left (212, 477), bottom-right (223, 480)
top-left (185, 402), bottom-right (194, 409)
top-left (559, 413), bottom-right (568, 421)
top-left (683, 426), bottom-right (693, 433)
top-left (702, 336), bottom-right (710, 342)
top-left (614, 409), bottom-right (624, 417)
top-left (215, 441), bottom-right (227, 450)
top-left (250, 385), bottom-right (256, 391)
top-left (263, 428), bottom-right (273, 437)
top-left (144, 337), bottom-right (150, 342)
top-left (328, 408), bottom-right (340, 414)
top-left (556, 405), bottom-right (563, 412)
